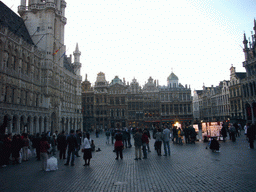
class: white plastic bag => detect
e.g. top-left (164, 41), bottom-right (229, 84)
top-left (19, 151), bottom-right (22, 164)
top-left (46, 156), bottom-right (58, 171)
top-left (28, 149), bottom-right (32, 158)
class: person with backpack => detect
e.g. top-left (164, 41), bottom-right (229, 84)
top-left (229, 124), bottom-right (236, 142)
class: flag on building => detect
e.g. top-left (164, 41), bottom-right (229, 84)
top-left (53, 48), bottom-right (59, 55)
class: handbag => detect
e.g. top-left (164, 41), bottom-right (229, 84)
top-left (81, 148), bottom-right (85, 152)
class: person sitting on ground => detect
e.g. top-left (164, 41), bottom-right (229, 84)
top-left (209, 137), bottom-right (220, 152)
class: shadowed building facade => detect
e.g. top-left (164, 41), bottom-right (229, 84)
top-left (0, 1), bottom-right (82, 135)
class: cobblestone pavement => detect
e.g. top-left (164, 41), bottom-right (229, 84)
top-left (1, 132), bottom-right (256, 192)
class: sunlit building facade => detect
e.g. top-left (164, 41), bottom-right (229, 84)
top-left (82, 72), bottom-right (192, 130)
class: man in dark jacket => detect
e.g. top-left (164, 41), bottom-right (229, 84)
top-left (75, 130), bottom-right (82, 157)
top-left (247, 124), bottom-right (255, 149)
top-left (57, 131), bottom-right (67, 160)
top-left (134, 129), bottom-right (143, 160)
top-left (64, 130), bottom-right (78, 166)
top-left (33, 133), bottom-right (41, 160)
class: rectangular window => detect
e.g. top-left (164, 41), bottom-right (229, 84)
top-left (188, 104), bottom-right (191, 113)
top-left (174, 104), bottom-right (178, 113)
top-left (170, 104), bottom-right (173, 114)
top-left (180, 104), bottom-right (183, 113)
top-left (161, 105), bottom-right (165, 113)
top-left (121, 97), bottom-right (125, 104)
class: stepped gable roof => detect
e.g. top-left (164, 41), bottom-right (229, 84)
top-left (0, 1), bottom-right (34, 45)
top-left (167, 72), bottom-right (179, 80)
top-left (235, 72), bottom-right (246, 79)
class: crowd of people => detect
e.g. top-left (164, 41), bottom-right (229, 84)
top-left (0, 122), bottom-right (255, 170)
top-left (107, 125), bottom-right (197, 160)
top-left (0, 129), bottom-right (84, 170)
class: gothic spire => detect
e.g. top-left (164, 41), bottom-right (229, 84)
top-left (75, 43), bottom-right (80, 53)
top-left (243, 33), bottom-right (248, 49)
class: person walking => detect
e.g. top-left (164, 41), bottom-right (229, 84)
top-left (11, 135), bottom-right (22, 164)
top-left (142, 130), bottom-right (149, 159)
top-left (247, 124), bottom-right (255, 149)
top-left (184, 127), bottom-right (189, 144)
top-left (114, 129), bottom-right (123, 160)
top-left (64, 130), bottom-right (78, 166)
top-left (126, 128), bottom-right (132, 148)
top-left (75, 130), bottom-right (82, 157)
top-left (144, 128), bottom-right (151, 152)
top-left (33, 133), bottom-right (41, 160)
top-left (229, 124), bottom-right (236, 142)
top-left (122, 128), bottom-right (128, 149)
top-left (49, 134), bottom-right (57, 156)
top-left (57, 131), bottom-right (67, 160)
top-left (105, 129), bottom-right (111, 144)
top-left (134, 129), bottom-right (143, 160)
top-left (82, 132), bottom-right (92, 166)
top-left (111, 128), bottom-right (115, 144)
top-left (39, 134), bottom-right (50, 171)
top-left (221, 124), bottom-right (227, 142)
top-left (172, 126), bottom-right (178, 144)
top-left (162, 126), bottom-right (171, 156)
top-left (155, 129), bottom-right (163, 156)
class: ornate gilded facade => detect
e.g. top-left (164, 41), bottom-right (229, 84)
top-left (0, 1), bottom-right (82, 135)
top-left (82, 72), bottom-right (192, 130)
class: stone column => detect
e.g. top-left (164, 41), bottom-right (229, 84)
top-left (29, 118), bottom-right (33, 135)
top-left (17, 117), bottom-right (20, 135)
top-left (41, 119), bottom-right (44, 133)
top-left (36, 118), bottom-right (39, 133)
top-left (8, 116), bottom-right (13, 134)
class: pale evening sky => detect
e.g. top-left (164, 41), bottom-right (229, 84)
top-left (2, 0), bottom-right (256, 93)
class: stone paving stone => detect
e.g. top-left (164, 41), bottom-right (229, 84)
top-left (0, 132), bottom-right (256, 191)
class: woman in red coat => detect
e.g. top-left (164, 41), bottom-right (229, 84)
top-left (40, 135), bottom-right (50, 171)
